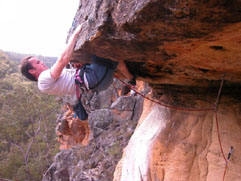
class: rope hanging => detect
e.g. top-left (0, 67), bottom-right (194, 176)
top-left (115, 73), bottom-right (231, 181)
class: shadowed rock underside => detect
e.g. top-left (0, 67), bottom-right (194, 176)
top-left (43, 1), bottom-right (241, 181)
top-left (69, 0), bottom-right (241, 92)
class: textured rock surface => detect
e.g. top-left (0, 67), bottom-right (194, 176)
top-left (69, 0), bottom-right (241, 89)
top-left (44, 0), bottom-right (241, 180)
top-left (55, 79), bottom-right (127, 150)
top-left (114, 91), bottom-right (241, 181)
top-left (43, 80), bottom-right (149, 181)
top-left (56, 105), bottom-right (90, 149)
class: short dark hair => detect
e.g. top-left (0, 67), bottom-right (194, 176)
top-left (20, 56), bottom-right (37, 81)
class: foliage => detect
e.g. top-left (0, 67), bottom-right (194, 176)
top-left (0, 54), bottom-right (18, 79)
top-left (0, 51), bottom-right (60, 181)
top-left (2, 49), bottom-right (57, 67)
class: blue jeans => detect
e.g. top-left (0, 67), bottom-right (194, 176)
top-left (85, 56), bottom-right (118, 91)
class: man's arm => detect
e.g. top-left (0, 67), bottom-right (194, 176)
top-left (50, 25), bottom-right (83, 79)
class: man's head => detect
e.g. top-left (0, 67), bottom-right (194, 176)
top-left (20, 56), bottom-right (48, 81)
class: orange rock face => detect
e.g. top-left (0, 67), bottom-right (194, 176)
top-left (69, 0), bottom-right (241, 90)
top-left (64, 1), bottom-right (241, 180)
top-left (114, 92), bottom-right (241, 181)
top-left (57, 105), bottom-right (90, 150)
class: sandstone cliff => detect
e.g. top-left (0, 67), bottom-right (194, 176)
top-left (43, 80), bottom-right (149, 181)
top-left (44, 1), bottom-right (241, 180)
top-left (114, 90), bottom-right (241, 181)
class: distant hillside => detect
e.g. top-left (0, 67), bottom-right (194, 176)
top-left (0, 50), bottom-right (19, 79)
top-left (2, 50), bottom-right (57, 67)
top-left (0, 50), bottom-right (60, 181)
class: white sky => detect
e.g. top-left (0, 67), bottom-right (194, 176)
top-left (0, 0), bottom-right (79, 57)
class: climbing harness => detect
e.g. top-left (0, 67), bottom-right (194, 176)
top-left (115, 73), bottom-right (232, 181)
top-left (75, 67), bottom-right (84, 99)
top-left (74, 67), bottom-right (88, 120)
top-left (74, 65), bottom-right (96, 120)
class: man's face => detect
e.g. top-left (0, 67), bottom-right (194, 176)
top-left (28, 57), bottom-right (48, 79)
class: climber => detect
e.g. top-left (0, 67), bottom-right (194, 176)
top-left (20, 24), bottom-right (135, 120)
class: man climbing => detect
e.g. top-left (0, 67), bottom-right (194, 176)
top-left (20, 24), bottom-right (135, 120)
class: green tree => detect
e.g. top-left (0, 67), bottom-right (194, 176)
top-left (0, 51), bottom-right (60, 181)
